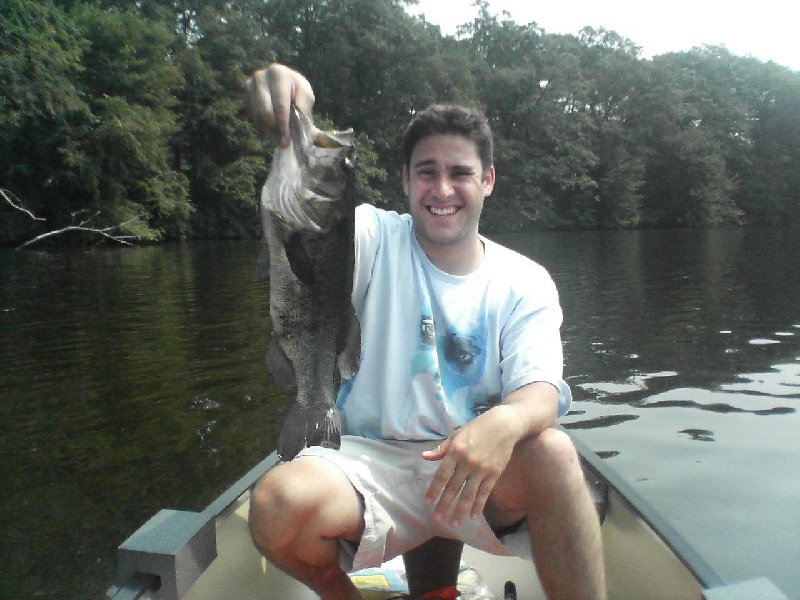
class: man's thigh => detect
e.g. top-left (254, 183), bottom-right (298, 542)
top-left (484, 448), bottom-right (529, 530)
top-left (260, 455), bottom-right (366, 543)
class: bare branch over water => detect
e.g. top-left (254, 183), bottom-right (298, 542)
top-left (2, 188), bottom-right (138, 250)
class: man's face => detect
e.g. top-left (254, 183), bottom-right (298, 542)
top-left (403, 134), bottom-right (495, 258)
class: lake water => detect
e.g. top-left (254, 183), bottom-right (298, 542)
top-left (1, 227), bottom-right (798, 598)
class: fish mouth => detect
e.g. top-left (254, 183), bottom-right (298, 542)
top-left (263, 104), bottom-right (356, 233)
top-left (427, 205), bottom-right (460, 217)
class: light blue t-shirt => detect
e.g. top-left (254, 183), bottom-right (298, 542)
top-left (337, 204), bottom-right (571, 440)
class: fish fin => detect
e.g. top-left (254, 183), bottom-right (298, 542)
top-left (276, 405), bottom-right (341, 461)
top-left (276, 403), bottom-right (309, 461)
top-left (267, 335), bottom-right (296, 389)
top-left (337, 308), bottom-right (362, 380)
top-left (284, 233), bottom-right (315, 285)
top-left (257, 242), bottom-right (270, 281)
top-left (308, 407), bottom-right (342, 451)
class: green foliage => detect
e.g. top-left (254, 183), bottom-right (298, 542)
top-left (734, 61), bottom-right (800, 224)
top-left (0, 0), bottom-right (189, 244)
top-left (0, 0), bottom-right (88, 241)
top-left (2, 0), bottom-right (799, 245)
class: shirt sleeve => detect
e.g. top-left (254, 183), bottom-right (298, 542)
top-left (499, 266), bottom-right (572, 417)
top-left (351, 203), bottom-right (381, 314)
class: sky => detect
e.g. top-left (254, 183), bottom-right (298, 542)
top-left (407, 0), bottom-right (800, 72)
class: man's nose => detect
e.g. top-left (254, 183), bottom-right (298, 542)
top-left (433, 173), bottom-right (455, 197)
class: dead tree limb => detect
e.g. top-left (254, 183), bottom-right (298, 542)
top-left (1, 188), bottom-right (45, 222)
top-left (2, 188), bottom-right (139, 249)
top-left (15, 215), bottom-right (138, 249)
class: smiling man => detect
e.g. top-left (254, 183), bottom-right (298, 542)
top-left (246, 64), bottom-right (606, 600)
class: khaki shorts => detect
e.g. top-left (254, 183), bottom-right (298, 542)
top-left (296, 435), bottom-right (533, 572)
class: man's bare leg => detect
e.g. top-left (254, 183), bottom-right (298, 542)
top-left (488, 428), bottom-right (606, 600)
top-left (249, 457), bottom-right (365, 600)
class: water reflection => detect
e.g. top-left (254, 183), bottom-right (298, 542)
top-left (722, 362), bottom-right (800, 396)
top-left (509, 227), bottom-right (800, 403)
top-left (567, 363), bottom-right (797, 429)
top-left (0, 242), bottom-right (283, 598)
top-left (563, 413), bottom-right (639, 429)
top-left (641, 397), bottom-right (795, 416)
top-left (576, 370), bottom-right (679, 398)
top-left (678, 429), bottom-right (715, 442)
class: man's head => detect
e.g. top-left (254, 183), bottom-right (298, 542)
top-left (403, 104), bottom-right (494, 174)
top-left (401, 104), bottom-right (496, 275)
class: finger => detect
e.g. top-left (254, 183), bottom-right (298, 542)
top-left (265, 66), bottom-right (294, 146)
top-left (432, 468), bottom-right (470, 522)
top-left (265, 64), bottom-right (316, 147)
top-left (425, 456), bottom-right (455, 507)
top-left (422, 438), bottom-right (449, 462)
top-left (448, 476), bottom-right (482, 528)
top-left (470, 476), bottom-right (495, 521)
top-left (245, 70), bottom-right (277, 137)
top-left (451, 470), bottom-right (500, 528)
top-left (423, 440), bottom-right (455, 506)
top-left (289, 71), bottom-right (315, 116)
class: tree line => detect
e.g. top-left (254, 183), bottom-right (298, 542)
top-left (2, 0), bottom-right (798, 246)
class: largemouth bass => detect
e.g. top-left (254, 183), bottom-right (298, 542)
top-left (260, 105), bottom-right (360, 461)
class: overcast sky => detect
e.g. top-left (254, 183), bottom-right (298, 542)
top-left (407, 0), bottom-right (800, 72)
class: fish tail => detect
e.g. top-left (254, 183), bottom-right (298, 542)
top-left (276, 404), bottom-right (310, 461)
top-left (309, 407), bottom-right (341, 451)
top-left (276, 404), bottom-right (341, 461)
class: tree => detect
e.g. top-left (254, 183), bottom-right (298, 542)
top-left (0, 1), bottom-right (190, 245)
top-left (735, 61), bottom-right (800, 224)
top-left (0, 0), bottom-right (89, 242)
top-left (170, 2), bottom-right (275, 238)
top-left (461, 3), bottom-right (570, 230)
top-left (463, 7), bottom-right (648, 230)
top-left (641, 48), bottom-right (750, 226)
top-left (573, 28), bottom-right (648, 228)
top-left (3, 0), bottom-right (798, 242)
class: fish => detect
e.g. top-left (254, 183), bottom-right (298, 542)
top-left (259, 104), bottom-right (360, 461)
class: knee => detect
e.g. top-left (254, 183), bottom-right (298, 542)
top-left (536, 427), bottom-right (579, 460)
top-left (519, 427), bottom-right (582, 479)
top-left (248, 464), bottom-right (321, 553)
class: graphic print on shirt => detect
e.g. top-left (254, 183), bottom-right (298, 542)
top-left (336, 376), bottom-right (354, 410)
top-left (409, 278), bottom-right (446, 403)
top-left (411, 314), bottom-right (442, 384)
top-left (472, 392), bottom-right (502, 417)
top-left (397, 280), bottom-right (445, 432)
top-left (439, 318), bottom-right (490, 421)
top-left (443, 331), bottom-right (482, 379)
top-left (410, 271), bottom-right (496, 423)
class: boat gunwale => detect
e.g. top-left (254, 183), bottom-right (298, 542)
top-left (111, 433), bottom-right (755, 599)
top-left (570, 433), bottom-right (726, 590)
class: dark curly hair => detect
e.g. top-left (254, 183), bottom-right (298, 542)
top-left (402, 104), bottom-right (494, 173)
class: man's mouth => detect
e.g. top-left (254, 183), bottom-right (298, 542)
top-left (428, 206), bottom-right (458, 216)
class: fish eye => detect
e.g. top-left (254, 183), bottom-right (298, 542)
top-left (341, 155), bottom-right (355, 172)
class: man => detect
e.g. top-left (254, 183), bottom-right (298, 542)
top-left (245, 63), bottom-right (606, 600)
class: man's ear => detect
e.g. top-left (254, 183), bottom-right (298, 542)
top-left (402, 165), bottom-right (410, 196)
top-left (483, 166), bottom-right (496, 197)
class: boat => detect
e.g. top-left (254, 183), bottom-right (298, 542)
top-left (106, 434), bottom-right (789, 600)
